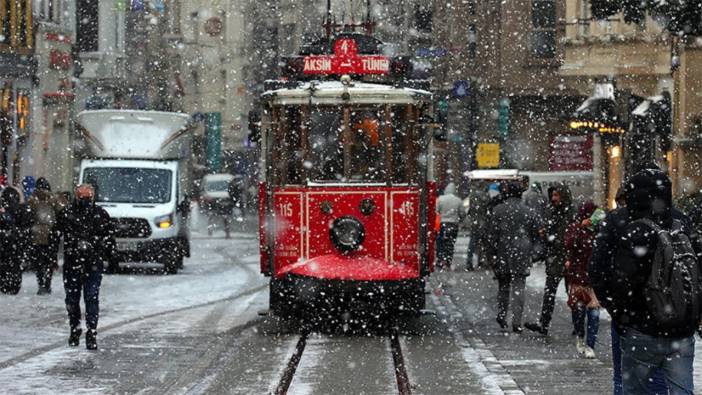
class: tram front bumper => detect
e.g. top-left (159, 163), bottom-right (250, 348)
top-left (282, 274), bottom-right (425, 314)
top-left (278, 253), bottom-right (419, 282)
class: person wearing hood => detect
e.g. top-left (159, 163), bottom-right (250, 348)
top-left (590, 168), bottom-right (701, 394)
top-left (0, 187), bottom-right (31, 294)
top-left (58, 184), bottom-right (114, 350)
top-left (564, 201), bottom-right (601, 358)
top-left (436, 182), bottom-right (463, 269)
top-left (486, 180), bottom-right (540, 332)
top-left (525, 182), bottom-right (574, 336)
top-left (28, 177), bottom-right (60, 294)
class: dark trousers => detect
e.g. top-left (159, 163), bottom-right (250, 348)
top-left (571, 306), bottom-right (600, 349)
top-left (611, 323), bottom-right (668, 395)
top-left (34, 244), bottom-right (57, 291)
top-left (496, 274), bottom-right (527, 327)
top-left (437, 223), bottom-right (459, 266)
top-left (538, 273), bottom-right (562, 329)
top-left (63, 263), bottom-right (103, 330)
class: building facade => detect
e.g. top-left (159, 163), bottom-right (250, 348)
top-left (560, 0), bottom-right (683, 206)
top-left (432, 0), bottom-right (583, 191)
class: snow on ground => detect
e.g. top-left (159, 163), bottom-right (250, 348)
top-left (0, 206), bottom-right (263, 363)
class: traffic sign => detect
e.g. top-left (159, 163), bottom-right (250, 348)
top-left (476, 143), bottom-right (500, 168)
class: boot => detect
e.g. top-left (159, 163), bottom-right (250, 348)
top-left (68, 328), bottom-right (82, 347)
top-left (86, 329), bottom-right (97, 350)
top-left (524, 322), bottom-right (548, 336)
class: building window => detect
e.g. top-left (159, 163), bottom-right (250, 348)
top-left (578, 0), bottom-right (591, 37)
top-left (0, 0), bottom-right (33, 48)
top-left (37, 0), bottom-right (60, 23)
top-left (414, 4), bottom-right (432, 33)
top-left (468, 24), bottom-right (477, 58)
top-left (529, 0), bottom-right (556, 58)
top-left (468, 0), bottom-right (477, 15)
top-left (76, 0), bottom-right (98, 52)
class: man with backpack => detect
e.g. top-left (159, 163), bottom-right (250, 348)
top-left (28, 177), bottom-right (59, 294)
top-left (590, 169), bottom-right (702, 394)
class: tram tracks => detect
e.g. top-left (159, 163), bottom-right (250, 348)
top-left (273, 327), bottom-right (413, 395)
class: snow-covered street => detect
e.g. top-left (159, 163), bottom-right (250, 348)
top-left (1, 230), bottom-right (700, 394)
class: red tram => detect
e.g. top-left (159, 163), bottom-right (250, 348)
top-left (257, 32), bottom-right (436, 317)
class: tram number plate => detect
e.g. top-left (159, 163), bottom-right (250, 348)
top-left (116, 241), bottom-right (138, 251)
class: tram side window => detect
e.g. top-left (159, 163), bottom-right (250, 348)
top-left (284, 108), bottom-right (303, 185)
top-left (309, 108), bottom-right (344, 181)
top-left (349, 110), bottom-right (385, 182)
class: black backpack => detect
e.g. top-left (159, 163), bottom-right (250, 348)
top-left (637, 218), bottom-right (702, 331)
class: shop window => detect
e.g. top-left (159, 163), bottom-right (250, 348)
top-left (530, 0), bottom-right (556, 58)
top-left (16, 90), bottom-right (29, 137)
top-left (0, 0), bottom-right (33, 48)
top-left (77, 0), bottom-right (98, 52)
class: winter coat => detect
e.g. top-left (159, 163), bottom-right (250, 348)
top-left (0, 187), bottom-right (31, 294)
top-left (522, 186), bottom-right (548, 218)
top-left (545, 183), bottom-right (574, 277)
top-left (437, 183), bottom-right (463, 224)
top-left (57, 202), bottom-right (114, 270)
top-left (589, 170), bottom-right (702, 337)
top-left (486, 191), bottom-right (540, 278)
top-left (564, 202), bottom-right (597, 287)
top-left (28, 189), bottom-right (58, 246)
top-left (466, 188), bottom-right (489, 236)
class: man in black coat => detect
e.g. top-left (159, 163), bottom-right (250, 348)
top-left (589, 169), bottom-right (701, 394)
top-left (0, 187), bottom-right (31, 294)
top-left (58, 184), bottom-right (114, 350)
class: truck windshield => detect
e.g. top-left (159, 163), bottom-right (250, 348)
top-left (83, 168), bottom-right (172, 204)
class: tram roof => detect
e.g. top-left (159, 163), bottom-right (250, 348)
top-left (262, 81), bottom-right (432, 106)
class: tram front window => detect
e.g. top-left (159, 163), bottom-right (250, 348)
top-left (309, 107), bottom-right (387, 182)
top-left (349, 110), bottom-right (385, 181)
top-left (309, 109), bottom-right (344, 181)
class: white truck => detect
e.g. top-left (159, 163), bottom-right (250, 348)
top-left (76, 110), bottom-right (193, 274)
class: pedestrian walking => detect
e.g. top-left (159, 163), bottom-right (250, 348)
top-left (590, 169), bottom-right (702, 394)
top-left (564, 201), bottom-right (600, 358)
top-left (0, 187), bottom-right (30, 294)
top-left (58, 184), bottom-right (114, 350)
top-left (486, 180), bottom-right (541, 333)
top-left (525, 182), bottom-right (574, 336)
top-left (465, 183), bottom-right (491, 270)
top-left (521, 177), bottom-right (548, 219)
top-left (28, 177), bottom-right (59, 295)
top-left (436, 182), bottom-right (463, 269)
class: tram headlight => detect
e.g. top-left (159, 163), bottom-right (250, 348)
top-left (330, 216), bottom-right (365, 253)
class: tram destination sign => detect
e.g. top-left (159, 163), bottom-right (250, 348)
top-left (303, 38), bottom-right (390, 75)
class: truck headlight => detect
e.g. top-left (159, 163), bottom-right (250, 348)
top-left (155, 213), bottom-right (174, 229)
top-left (329, 216), bottom-right (365, 253)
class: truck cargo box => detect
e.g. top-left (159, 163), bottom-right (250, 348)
top-left (77, 110), bottom-right (191, 159)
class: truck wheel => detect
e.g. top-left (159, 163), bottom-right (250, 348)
top-left (0, 266), bottom-right (21, 295)
top-left (105, 260), bottom-right (121, 274)
top-left (162, 252), bottom-right (180, 275)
